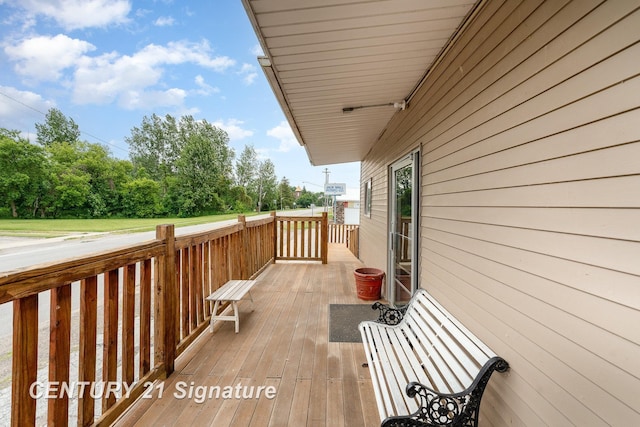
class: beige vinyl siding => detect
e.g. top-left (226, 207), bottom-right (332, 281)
top-left (360, 0), bottom-right (640, 425)
top-left (358, 159), bottom-right (391, 273)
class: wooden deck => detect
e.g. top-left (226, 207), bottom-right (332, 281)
top-left (114, 244), bottom-right (382, 427)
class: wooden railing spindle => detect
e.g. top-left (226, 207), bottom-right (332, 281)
top-left (123, 264), bottom-right (136, 385)
top-left (11, 295), bottom-right (38, 427)
top-left (139, 260), bottom-right (151, 377)
top-left (102, 269), bottom-right (119, 413)
top-left (48, 283), bottom-right (72, 425)
top-left (78, 276), bottom-right (98, 426)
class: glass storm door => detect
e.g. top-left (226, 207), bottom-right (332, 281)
top-left (389, 153), bottom-right (418, 305)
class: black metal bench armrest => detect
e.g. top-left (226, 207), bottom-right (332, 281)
top-left (381, 357), bottom-right (509, 427)
top-left (372, 301), bottom-right (409, 325)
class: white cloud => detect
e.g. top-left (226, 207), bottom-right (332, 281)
top-left (118, 88), bottom-right (187, 110)
top-left (212, 118), bottom-right (253, 141)
top-left (250, 44), bottom-right (264, 56)
top-left (267, 121), bottom-right (299, 152)
top-left (154, 16), bottom-right (175, 27)
top-left (66, 40), bottom-right (235, 108)
top-left (0, 85), bottom-right (55, 138)
top-left (4, 34), bottom-right (96, 81)
top-left (134, 40), bottom-right (235, 71)
top-left (15, 0), bottom-right (131, 30)
top-left (238, 63), bottom-right (258, 85)
top-left (194, 75), bottom-right (219, 96)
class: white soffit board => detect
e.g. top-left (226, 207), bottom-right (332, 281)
top-left (243, 0), bottom-right (477, 166)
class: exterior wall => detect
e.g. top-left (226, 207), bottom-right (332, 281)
top-left (359, 0), bottom-right (640, 425)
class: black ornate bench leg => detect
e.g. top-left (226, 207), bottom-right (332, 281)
top-left (372, 301), bottom-right (408, 325)
top-left (380, 357), bottom-right (509, 427)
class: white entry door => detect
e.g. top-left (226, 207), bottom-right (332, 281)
top-left (388, 152), bottom-right (419, 305)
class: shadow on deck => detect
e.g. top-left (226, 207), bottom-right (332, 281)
top-left (115, 244), bottom-right (382, 427)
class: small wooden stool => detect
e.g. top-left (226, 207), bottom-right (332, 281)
top-left (205, 279), bottom-right (256, 333)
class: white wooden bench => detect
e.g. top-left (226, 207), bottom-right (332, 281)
top-left (359, 289), bottom-right (509, 427)
top-left (205, 279), bottom-right (256, 333)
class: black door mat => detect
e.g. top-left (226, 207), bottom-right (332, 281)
top-left (329, 303), bottom-right (378, 343)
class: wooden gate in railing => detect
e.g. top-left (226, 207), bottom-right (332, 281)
top-left (0, 215), bottom-right (275, 427)
top-left (274, 212), bottom-right (328, 264)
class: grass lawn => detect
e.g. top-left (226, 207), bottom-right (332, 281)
top-left (0, 212), bottom-right (262, 237)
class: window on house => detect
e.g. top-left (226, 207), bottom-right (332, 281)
top-left (364, 178), bottom-right (372, 217)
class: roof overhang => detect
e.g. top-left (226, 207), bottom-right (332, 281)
top-left (242, 0), bottom-right (479, 166)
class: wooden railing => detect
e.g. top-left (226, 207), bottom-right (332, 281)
top-left (0, 215), bottom-right (277, 427)
top-left (274, 212), bottom-right (328, 264)
top-left (328, 223), bottom-right (359, 259)
top-left (347, 227), bottom-right (359, 258)
top-left (328, 223), bottom-right (358, 244)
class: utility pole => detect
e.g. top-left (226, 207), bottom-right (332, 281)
top-left (322, 168), bottom-right (330, 212)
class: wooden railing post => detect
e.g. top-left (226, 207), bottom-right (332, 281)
top-left (238, 215), bottom-right (248, 279)
top-left (156, 224), bottom-right (177, 377)
top-left (271, 211), bottom-right (277, 263)
top-left (321, 211), bottom-right (328, 264)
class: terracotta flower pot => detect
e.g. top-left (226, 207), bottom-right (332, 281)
top-left (354, 267), bottom-right (385, 301)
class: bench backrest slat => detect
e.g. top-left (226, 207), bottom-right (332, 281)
top-left (387, 327), bottom-right (439, 391)
top-left (410, 302), bottom-right (478, 389)
top-left (402, 310), bottom-right (466, 392)
top-left (422, 292), bottom-right (496, 359)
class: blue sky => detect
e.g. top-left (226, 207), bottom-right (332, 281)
top-left (0, 0), bottom-right (361, 193)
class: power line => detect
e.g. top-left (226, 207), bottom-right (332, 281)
top-left (0, 89), bottom-right (129, 156)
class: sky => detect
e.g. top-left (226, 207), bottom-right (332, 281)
top-left (0, 0), bottom-right (361, 194)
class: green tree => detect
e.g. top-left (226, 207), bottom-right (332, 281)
top-left (235, 145), bottom-right (259, 209)
top-left (277, 177), bottom-right (295, 209)
top-left (35, 108), bottom-right (80, 146)
top-left (236, 145), bottom-right (258, 188)
top-left (126, 114), bottom-right (181, 194)
top-left (120, 178), bottom-right (162, 217)
top-left (226, 185), bottom-right (253, 212)
top-left (74, 142), bottom-right (132, 216)
top-left (0, 131), bottom-right (49, 217)
top-left (50, 169), bottom-right (92, 217)
top-left (170, 122), bottom-right (234, 216)
top-left (256, 159), bottom-right (277, 211)
top-left (296, 187), bottom-right (323, 208)
top-left (43, 140), bottom-right (133, 217)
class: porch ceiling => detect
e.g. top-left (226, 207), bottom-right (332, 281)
top-left (242, 0), bottom-right (477, 166)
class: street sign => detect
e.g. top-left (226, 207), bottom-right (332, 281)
top-left (324, 183), bottom-right (346, 195)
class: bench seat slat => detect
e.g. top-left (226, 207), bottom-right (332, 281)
top-left (371, 325), bottom-right (415, 416)
top-left (206, 279), bottom-right (255, 301)
top-left (361, 325), bottom-right (397, 420)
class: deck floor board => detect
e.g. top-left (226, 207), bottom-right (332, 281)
top-left (115, 244), bottom-right (381, 427)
